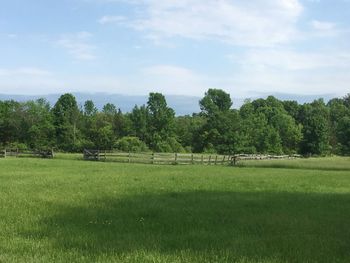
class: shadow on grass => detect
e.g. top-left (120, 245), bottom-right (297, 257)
top-left (25, 191), bottom-right (350, 262)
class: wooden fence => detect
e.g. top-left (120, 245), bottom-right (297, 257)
top-left (83, 149), bottom-right (232, 165)
top-left (0, 149), bottom-right (54, 159)
top-left (83, 150), bottom-right (302, 166)
top-left (230, 154), bottom-right (301, 165)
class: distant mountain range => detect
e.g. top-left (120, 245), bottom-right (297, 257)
top-left (0, 92), bottom-right (338, 116)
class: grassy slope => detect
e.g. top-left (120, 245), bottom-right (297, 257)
top-left (0, 157), bottom-right (350, 263)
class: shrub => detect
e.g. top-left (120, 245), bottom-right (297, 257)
top-left (115, 137), bottom-right (150, 152)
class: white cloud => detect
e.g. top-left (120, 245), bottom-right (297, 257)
top-left (117, 0), bottom-right (304, 47)
top-left (311, 20), bottom-right (336, 30)
top-left (0, 67), bottom-right (61, 94)
top-left (234, 49), bottom-right (350, 70)
top-left (225, 48), bottom-right (350, 97)
top-left (98, 15), bottom-right (126, 24)
top-left (0, 67), bottom-right (52, 77)
top-left (56, 31), bottom-right (97, 60)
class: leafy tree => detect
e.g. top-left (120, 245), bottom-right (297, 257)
top-left (282, 100), bottom-right (300, 120)
top-left (146, 93), bottom-right (176, 151)
top-left (129, 105), bottom-right (148, 142)
top-left (198, 89), bottom-right (241, 154)
top-left (299, 100), bottom-right (330, 155)
top-left (270, 113), bottom-right (302, 154)
top-left (344, 94), bottom-right (350, 108)
top-left (23, 99), bottom-right (55, 149)
top-left (0, 100), bottom-right (22, 146)
top-left (337, 116), bottom-right (350, 155)
top-left (199, 89), bottom-right (232, 114)
top-left (175, 114), bottom-right (205, 152)
top-left (327, 98), bottom-right (349, 153)
top-left (83, 100), bottom-right (97, 117)
top-left (52, 94), bottom-right (81, 151)
top-left (102, 103), bottom-right (117, 115)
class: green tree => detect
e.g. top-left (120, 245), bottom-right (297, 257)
top-left (327, 98), bottom-right (349, 153)
top-left (52, 94), bottom-right (81, 151)
top-left (299, 100), bottom-right (330, 155)
top-left (343, 94), bottom-right (350, 108)
top-left (199, 89), bottom-right (232, 114)
top-left (129, 105), bottom-right (149, 142)
top-left (198, 89), bottom-right (241, 154)
top-left (175, 114), bottom-right (205, 152)
top-left (23, 99), bottom-right (55, 149)
top-left (0, 100), bottom-right (23, 146)
top-left (337, 116), bottom-right (350, 155)
top-left (146, 93), bottom-right (176, 151)
top-left (83, 100), bottom-right (97, 116)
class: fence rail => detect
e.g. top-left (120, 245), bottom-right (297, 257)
top-left (83, 150), bottom-right (302, 166)
top-left (83, 149), bottom-right (232, 165)
top-left (0, 149), bottom-right (54, 159)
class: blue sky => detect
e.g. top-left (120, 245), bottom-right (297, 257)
top-left (0, 0), bottom-right (349, 98)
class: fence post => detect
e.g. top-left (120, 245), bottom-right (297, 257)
top-left (4, 149), bottom-right (6, 158)
top-left (209, 155), bottom-right (211, 165)
top-left (231, 156), bottom-right (238, 166)
top-left (201, 155), bottom-right (203, 165)
top-left (191, 154), bottom-right (194, 164)
top-left (152, 152), bottom-right (154, 164)
top-left (215, 155), bottom-right (218, 165)
top-left (175, 153), bottom-right (178, 165)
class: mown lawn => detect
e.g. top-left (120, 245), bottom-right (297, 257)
top-left (0, 157), bottom-right (350, 262)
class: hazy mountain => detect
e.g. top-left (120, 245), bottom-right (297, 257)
top-left (0, 92), bottom-right (339, 115)
top-left (0, 93), bottom-right (201, 116)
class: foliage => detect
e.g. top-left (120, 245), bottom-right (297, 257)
top-left (299, 99), bottom-right (331, 155)
top-left (115, 136), bottom-right (150, 152)
top-left (1, 90), bottom-right (349, 156)
top-left (52, 94), bottom-right (81, 151)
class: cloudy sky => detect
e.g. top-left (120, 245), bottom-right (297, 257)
top-left (0, 0), bottom-right (349, 98)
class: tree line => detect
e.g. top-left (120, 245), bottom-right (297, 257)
top-left (1, 89), bottom-right (349, 156)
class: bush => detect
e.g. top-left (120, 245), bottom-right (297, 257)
top-left (6, 142), bottom-right (28, 151)
top-left (115, 137), bottom-right (150, 152)
top-left (153, 137), bottom-right (185, 153)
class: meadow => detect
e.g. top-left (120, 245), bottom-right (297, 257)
top-left (0, 156), bottom-right (350, 262)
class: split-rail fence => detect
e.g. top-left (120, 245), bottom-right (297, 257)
top-left (83, 149), bottom-right (301, 166)
top-left (0, 149), bottom-right (54, 159)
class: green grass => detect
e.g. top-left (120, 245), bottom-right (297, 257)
top-left (239, 156), bottom-right (350, 171)
top-left (0, 157), bottom-right (350, 262)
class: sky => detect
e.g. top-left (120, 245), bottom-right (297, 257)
top-left (0, 0), bottom-right (349, 98)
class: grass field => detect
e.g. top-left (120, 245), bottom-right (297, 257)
top-left (0, 157), bottom-right (350, 262)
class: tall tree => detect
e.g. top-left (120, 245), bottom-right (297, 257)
top-left (146, 93), bottom-right (176, 151)
top-left (22, 99), bottom-right (55, 149)
top-left (52, 94), bottom-right (81, 151)
top-left (129, 105), bottom-right (148, 142)
top-left (299, 99), bottom-right (330, 155)
top-left (83, 100), bottom-right (97, 117)
top-left (198, 89), bottom-right (241, 154)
